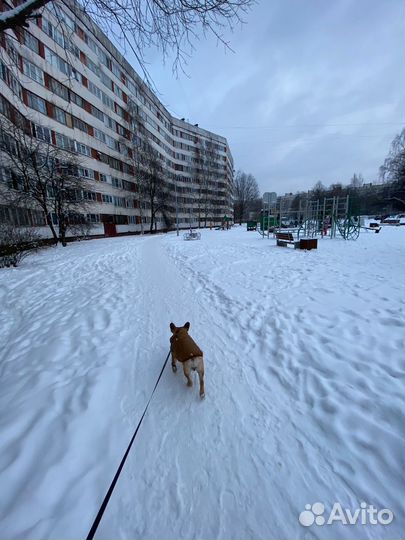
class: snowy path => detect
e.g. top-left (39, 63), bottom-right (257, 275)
top-left (0, 228), bottom-right (404, 539)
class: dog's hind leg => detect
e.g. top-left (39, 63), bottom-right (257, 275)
top-left (196, 357), bottom-right (205, 398)
top-left (171, 352), bottom-right (177, 373)
top-left (183, 360), bottom-right (193, 387)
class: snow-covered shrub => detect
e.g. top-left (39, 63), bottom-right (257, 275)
top-left (0, 224), bottom-right (42, 268)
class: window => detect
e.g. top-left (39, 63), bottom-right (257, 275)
top-left (48, 4), bottom-right (75, 31)
top-left (101, 91), bottom-right (114, 110)
top-left (22, 58), bottom-right (44, 85)
top-left (105, 134), bottom-right (116, 150)
top-left (115, 104), bottom-right (125, 119)
top-left (85, 36), bottom-right (99, 56)
top-left (82, 190), bottom-right (96, 201)
top-left (111, 61), bottom-right (121, 79)
top-left (104, 115), bottom-right (116, 131)
top-left (66, 41), bottom-right (80, 59)
top-left (33, 124), bottom-right (51, 142)
top-left (9, 71), bottom-right (22, 98)
top-left (91, 106), bottom-right (104, 122)
top-left (27, 92), bottom-right (47, 114)
top-left (116, 124), bottom-right (125, 137)
top-left (42, 18), bottom-right (65, 47)
top-left (127, 79), bottom-right (136, 95)
top-left (113, 84), bottom-right (122, 100)
top-left (45, 47), bottom-right (70, 76)
top-left (73, 117), bottom-right (87, 132)
top-left (70, 92), bottom-right (84, 108)
top-left (54, 106), bottom-right (67, 125)
top-left (88, 81), bottom-right (102, 100)
top-left (86, 57), bottom-right (100, 77)
top-left (71, 68), bottom-right (81, 82)
top-left (23, 31), bottom-right (40, 54)
top-left (48, 77), bottom-right (69, 100)
top-left (113, 196), bottom-right (124, 207)
top-left (55, 132), bottom-right (75, 151)
top-left (5, 37), bottom-right (18, 65)
top-left (78, 167), bottom-right (95, 179)
top-left (94, 128), bottom-right (106, 143)
top-left (97, 49), bottom-right (110, 68)
top-left (75, 142), bottom-right (91, 156)
top-left (111, 177), bottom-right (122, 188)
top-left (100, 71), bottom-right (113, 90)
top-left (102, 194), bottom-right (113, 204)
top-left (87, 213), bottom-right (100, 223)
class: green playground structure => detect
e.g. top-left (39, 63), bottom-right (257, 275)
top-left (258, 194), bottom-right (362, 240)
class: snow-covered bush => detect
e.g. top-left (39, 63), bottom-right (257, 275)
top-left (0, 224), bottom-right (43, 268)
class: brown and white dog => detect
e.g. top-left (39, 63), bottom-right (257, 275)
top-left (170, 322), bottom-right (205, 398)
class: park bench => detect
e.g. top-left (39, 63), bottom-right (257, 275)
top-left (275, 232), bottom-right (300, 249)
top-left (366, 223), bottom-right (381, 233)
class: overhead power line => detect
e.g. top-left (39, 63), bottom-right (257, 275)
top-left (203, 122), bottom-right (405, 130)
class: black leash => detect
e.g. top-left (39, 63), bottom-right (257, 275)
top-left (86, 349), bottom-right (171, 540)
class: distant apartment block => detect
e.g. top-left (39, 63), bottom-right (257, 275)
top-left (0, 0), bottom-right (234, 237)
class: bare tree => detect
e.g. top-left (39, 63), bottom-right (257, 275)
top-left (194, 138), bottom-right (220, 228)
top-left (0, 0), bottom-right (255, 84)
top-left (124, 99), bottom-right (169, 233)
top-left (0, 115), bottom-right (92, 245)
top-left (380, 129), bottom-right (405, 206)
top-left (141, 143), bottom-right (167, 233)
top-left (329, 182), bottom-right (346, 197)
top-left (311, 180), bottom-right (327, 200)
top-left (349, 173), bottom-right (364, 189)
top-left (203, 139), bottom-right (221, 227)
top-left (233, 169), bottom-right (259, 224)
top-left (125, 100), bottom-right (148, 234)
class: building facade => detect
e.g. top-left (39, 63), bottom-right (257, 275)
top-left (0, 0), bottom-right (234, 237)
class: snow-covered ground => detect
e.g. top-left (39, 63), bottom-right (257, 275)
top-left (0, 226), bottom-right (404, 540)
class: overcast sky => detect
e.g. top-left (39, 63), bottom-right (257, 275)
top-left (127, 0), bottom-right (404, 196)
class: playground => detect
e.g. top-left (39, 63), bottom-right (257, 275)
top-left (0, 225), bottom-right (404, 539)
top-left (252, 195), bottom-right (381, 241)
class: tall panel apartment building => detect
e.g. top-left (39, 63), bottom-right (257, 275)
top-left (0, 0), bottom-right (234, 237)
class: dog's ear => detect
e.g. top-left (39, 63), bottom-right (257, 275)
top-left (170, 322), bottom-right (176, 333)
top-left (184, 322), bottom-right (190, 331)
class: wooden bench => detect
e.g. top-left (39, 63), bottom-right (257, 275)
top-left (275, 232), bottom-right (300, 249)
top-left (367, 223), bottom-right (382, 233)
